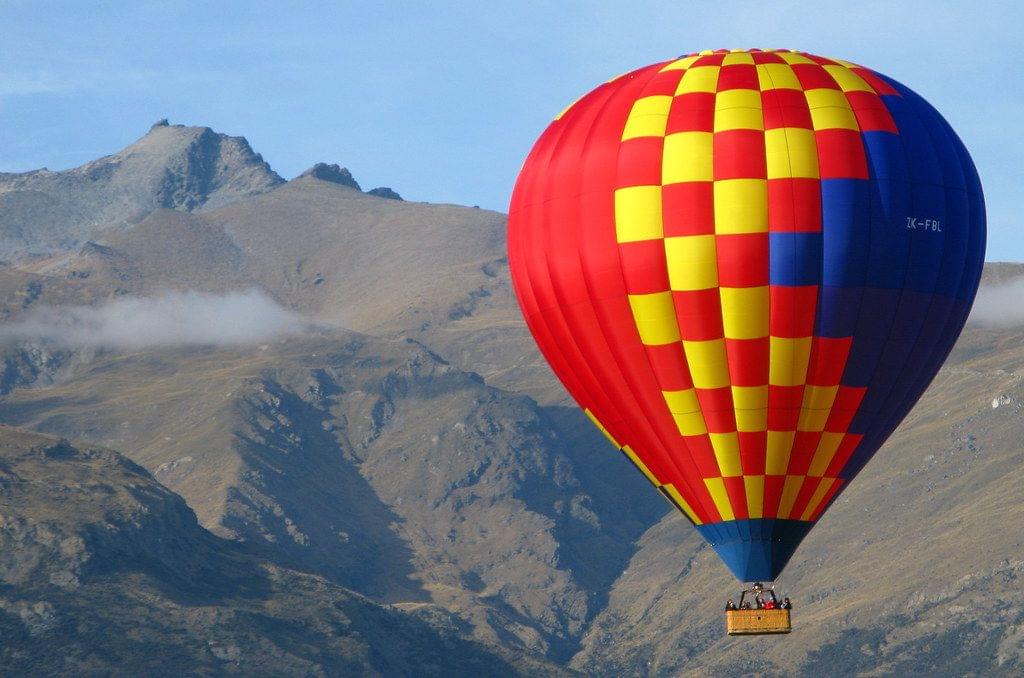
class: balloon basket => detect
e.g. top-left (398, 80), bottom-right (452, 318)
top-left (725, 608), bottom-right (792, 635)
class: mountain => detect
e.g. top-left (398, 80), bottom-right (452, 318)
top-left (0, 121), bottom-right (283, 255)
top-left (0, 426), bottom-right (539, 676)
top-left (0, 123), bottom-right (1020, 675)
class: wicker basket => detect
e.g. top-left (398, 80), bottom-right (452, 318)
top-left (725, 608), bottom-right (792, 635)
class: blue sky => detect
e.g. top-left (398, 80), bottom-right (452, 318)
top-left (1, 1), bottom-right (1020, 258)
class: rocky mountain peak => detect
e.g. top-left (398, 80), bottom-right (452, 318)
top-left (368, 186), bottom-right (403, 200)
top-left (0, 121), bottom-right (285, 255)
top-left (296, 163), bottom-right (362, 190)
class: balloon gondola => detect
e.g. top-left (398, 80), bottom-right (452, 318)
top-left (508, 48), bottom-right (985, 633)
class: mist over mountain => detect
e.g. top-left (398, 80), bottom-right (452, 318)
top-left (0, 123), bottom-right (1020, 675)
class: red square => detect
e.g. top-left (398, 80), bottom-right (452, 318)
top-left (673, 289), bottom-right (723, 341)
top-left (768, 178), bottom-right (822, 232)
top-left (693, 53), bottom-right (726, 67)
top-left (752, 52), bottom-right (785, 65)
top-left (645, 342), bottom-right (693, 391)
top-left (787, 430), bottom-right (822, 475)
top-left (714, 129), bottom-right (766, 180)
top-left (717, 64), bottom-right (758, 91)
top-left (762, 89), bottom-right (812, 129)
top-left (726, 338), bottom-right (769, 386)
top-left (619, 239), bottom-right (669, 294)
top-left (723, 476), bottom-right (749, 519)
top-left (769, 285), bottom-right (818, 337)
top-left (663, 182), bottom-right (714, 236)
top-left (763, 474), bottom-right (785, 517)
top-left (738, 432), bottom-right (767, 475)
top-left (792, 64), bottom-right (840, 90)
top-left (805, 337), bottom-right (853, 385)
top-left (617, 137), bottom-right (663, 187)
top-left (816, 129), bottom-right (869, 179)
top-left (643, 70), bottom-right (686, 97)
top-left (846, 91), bottom-right (898, 133)
top-left (716, 233), bottom-right (769, 287)
top-left (699, 387), bottom-right (737, 433)
top-left (666, 93), bottom-right (715, 133)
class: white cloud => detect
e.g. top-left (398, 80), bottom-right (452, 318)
top-left (968, 279), bottom-right (1024, 327)
top-left (0, 289), bottom-right (305, 350)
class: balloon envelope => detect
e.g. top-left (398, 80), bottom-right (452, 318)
top-left (508, 49), bottom-right (985, 581)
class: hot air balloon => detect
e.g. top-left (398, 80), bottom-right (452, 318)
top-left (507, 48), bottom-right (985, 630)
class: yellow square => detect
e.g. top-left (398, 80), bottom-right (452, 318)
top-left (714, 179), bottom-right (768, 234)
top-left (676, 66), bottom-right (720, 94)
top-left (797, 407), bottom-right (829, 432)
top-left (733, 385), bottom-right (768, 432)
top-left (660, 55), bottom-right (700, 71)
top-left (765, 128), bottom-right (819, 179)
top-left (628, 291), bottom-right (680, 345)
top-left (714, 89), bottom-right (762, 131)
top-left (805, 88), bottom-right (858, 130)
top-left (735, 407), bottom-right (767, 432)
top-left (807, 432), bottom-right (844, 476)
top-left (756, 63), bottom-right (800, 91)
top-left (704, 477), bottom-right (735, 521)
top-left (732, 385), bottom-right (768, 410)
top-left (744, 475), bottom-right (765, 519)
top-left (766, 430), bottom-right (794, 475)
top-left (615, 185), bottom-right (662, 242)
top-left (622, 95), bottom-right (673, 139)
top-left (802, 384), bottom-right (839, 410)
top-left (805, 88), bottom-right (849, 110)
top-left (778, 51), bottom-right (815, 65)
top-left (672, 411), bottom-right (707, 436)
top-left (769, 336), bottom-right (812, 386)
top-left (722, 52), bottom-right (755, 66)
top-left (810, 106), bottom-right (859, 130)
top-left (665, 234), bottom-right (718, 290)
top-left (720, 286), bottom-right (768, 339)
top-left (662, 131), bottom-right (713, 183)
top-left (710, 432), bottom-right (742, 477)
top-left (663, 388), bottom-right (701, 413)
top-left (823, 65), bottom-right (873, 92)
top-left (682, 339), bottom-right (730, 389)
top-left (777, 475), bottom-right (805, 518)
top-left (716, 89), bottom-right (762, 110)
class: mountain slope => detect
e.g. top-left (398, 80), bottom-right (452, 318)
top-left (0, 426), bottom-right (539, 676)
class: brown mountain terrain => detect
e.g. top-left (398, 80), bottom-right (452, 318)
top-left (0, 124), bottom-right (1020, 675)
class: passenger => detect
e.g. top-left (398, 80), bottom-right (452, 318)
top-left (781, 597), bottom-right (792, 610)
top-left (725, 599), bottom-right (737, 611)
top-left (754, 594), bottom-right (764, 609)
top-left (740, 601), bottom-right (751, 610)
top-left (763, 598), bottom-right (775, 610)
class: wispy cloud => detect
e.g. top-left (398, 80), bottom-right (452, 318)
top-left (968, 279), bottom-right (1024, 327)
top-left (0, 289), bottom-right (306, 350)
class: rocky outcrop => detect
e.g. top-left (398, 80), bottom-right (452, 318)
top-left (296, 163), bottom-right (361, 190)
top-left (368, 186), bottom-right (403, 200)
